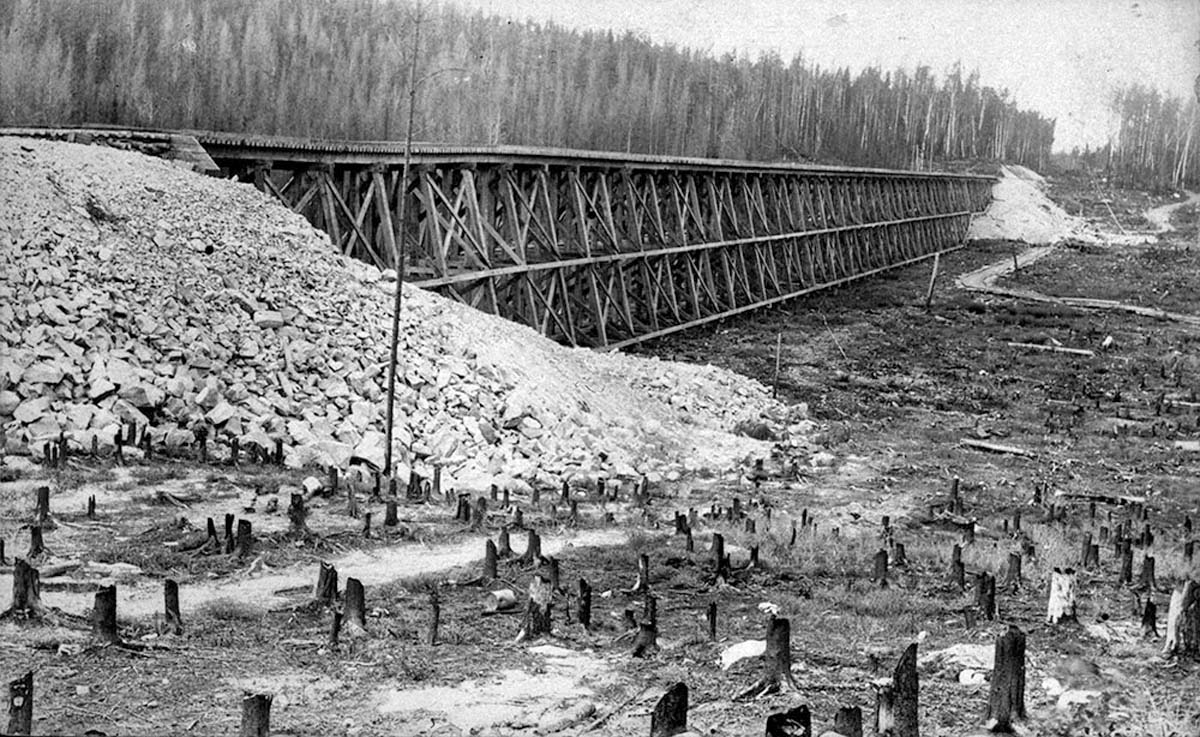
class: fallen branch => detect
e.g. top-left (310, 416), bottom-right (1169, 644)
top-left (1006, 341), bottom-right (1095, 357)
top-left (959, 439), bottom-right (1036, 457)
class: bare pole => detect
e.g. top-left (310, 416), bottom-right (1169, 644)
top-left (384, 4), bottom-right (422, 479)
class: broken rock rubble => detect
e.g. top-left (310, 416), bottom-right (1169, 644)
top-left (0, 137), bottom-right (803, 489)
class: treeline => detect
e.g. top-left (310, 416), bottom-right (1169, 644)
top-left (1070, 84), bottom-right (1198, 190)
top-left (0, 0), bottom-right (1056, 170)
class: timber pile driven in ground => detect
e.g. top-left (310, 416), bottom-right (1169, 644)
top-left (1, 127), bottom-right (995, 349)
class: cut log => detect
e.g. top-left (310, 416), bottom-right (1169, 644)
top-left (735, 616), bottom-right (799, 699)
top-left (1163, 580), bottom-right (1200, 658)
top-left (516, 575), bottom-right (552, 642)
top-left (650, 682), bottom-right (688, 737)
top-left (985, 625), bottom-right (1026, 732)
top-left (1046, 568), bottom-right (1077, 624)
top-left (960, 439), bottom-right (1036, 457)
top-left (833, 706), bottom-right (863, 737)
top-left (240, 693), bottom-right (272, 737)
top-left (1006, 341), bottom-right (1094, 357)
top-left (92, 584), bottom-right (120, 643)
top-left (7, 671), bottom-right (32, 736)
top-left (482, 588), bottom-right (517, 614)
top-left (164, 579), bottom-right (183, 635)
top-left (765, 704), bottom-right (811, 737)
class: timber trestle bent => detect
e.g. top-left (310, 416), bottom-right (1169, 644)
top-left (2, 128), bottom-right (995, 348)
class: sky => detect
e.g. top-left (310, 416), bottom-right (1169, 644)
top-left (456, 0), bottom-right (1200, 152)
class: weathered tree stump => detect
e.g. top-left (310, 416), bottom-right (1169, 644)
top-left (568, 500), bottom-right (579, 527)
top-left (287, 493), bottom-right (308, 537)
top-left (560, 479), bottom-right (570, 503)
top-left (92, 585), bottom-right (120, 643)
top-left (985, 625), bottom-right (1026, 732)
top-left (1163, 580), bottom-right (1200, 658)
top-left (0, 539), bottom-right (5, 566)
top-left (26, 527), bottom-right (44, 560)
top-left (685, 529), bottom-right (694, 553)
top-left (628, 554), bottom-right (651, 593)
top-left (1138, 555), bottom-right (1156, 591)
top-left (223, 514), bottom-right (236, 554)
top-left (736, 616), bottom-right (799, 699)
top-left (234, 519), bottom-right (253, 559)
top-left (343, 577), bottom-right (367, 636)
top-left (949, 544), bottom-right (964, 590)
top-left (7, 671), bottom-right (32, 736)
top-left (1118, 540), bottom-right (1134, 585)
top-left (1142, 598), bottom-right (1158, 639)
top-left (833, 705), bottom-right (863, 737)
top-left (1004, 553), bottom-right (1022, 591)
top-left (548, 556), bottom-right (562, 593)
top-left (510, 507), bottom-right (524, 529)
top-left (976, 572), bottom-right (996, 620)
top-left (471, 497), bottom-right (488, 530)
top-left (1046, 568), bottom-right (1077, 624)
top-left (516, 575), bottom-right (552, 642)
top-left (623, 608), bottom-right (638, 631)
top-left (86, 495), bottom-right (96, 520)
top-left (1185, 540), bottom-right (1194, 562)
top-left (498, 528), bottom-right (513, 558)
top-left (519, 529), bottom-right (543, 567)
top-left (872, 549), bottom-right (889, 587)
top-left (483, 540), bottom-right (498, 581)
top-left (1080, 532), bottom-right (1093, 567)
top-left (893, 542), bottom-right (907, 569)
top-left (578, 578), bottom-right (592, 629)
top-left (314, 562), bottom-right (338, 605)
top-left (765, 704), bottom-right (811, 737)
top-left (240, 693), bottom-right (272, 737)
top-left (962, 520), bottom-right (976, 545)
top-left (650, 682), bottom-right (688, 737)
top-left (33, 487), bottom-right (50, 528)
top-left (428, 587), bottom-right (440, 646)
top-left (455, 494), bottom-right (471, 522)
top-left (631, 618), bottom-right (658, 658)
top-left (707, 601), bottom-right (718, 640)
top-left (164, 579), bottom-right (183, 635)
top-left (1011, 509), bottom-right (1021, 533)
top-left (875, 642), bottom-right (918, 737)
top-left (384, 499), bottom-right (398, 527)
top-left (230, 436), bottom-right (240, 467)
top-left (711, 533), bottom-right (730, 581)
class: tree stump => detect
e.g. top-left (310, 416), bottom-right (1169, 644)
top-left (872, 549), bottom-right (889, 587)
top-left (240, 693), bottom-right (272, 737)
top-left (650, 682), bottom-right (688, 737)
top-left (976, 572), bottom-right (996, 620)
top-left (578, 578), bottom-right (592, 629)
top-left (384, 499), bottom-right (398, 527)
top-left (631, 620), bottom-right (658, 658)
top-left (685, 529), bottom-right (694, 553)
top-left (33, 487), bottom-right (50, 528)
top-left (1004, 553), bottom-right (1022, 591)
top-left (765, 704), bottom-right (811, 737)
top-left (471, 497), bottom-right (488, 530)
top-left (234, 520), bottom-right (253, 559)
top-left (519, 529), bottom-right (543, 567)
top-left (629, 554), bottom-right (651, 593)
top-left (1163, 580), bottom-right (1200, 658)
top-left (569, 500), bottom-right (579, 527)
top-left (949, 544), bottom-right (964, 590)
top-left (707, 601), bottom-right (718, 640)
top-left (164, 579), bottom-right (183, 635)
top-left (712, 533), bottom-right (730, 581)
top-left (0, 539), bottom-right (5, 566)
top-left (92, 585), bottom-right (120, 643)
top-left (428, 587), bottom-right (440, 646)
top-left (498, 528), bottom-right (513, 558)
top-left (483, 540), bottom-right (498, 581)
top-left (223, 514), bottom-right (236, 554)
top-left (548, 556), bottom-right (561, 593)
top-left (1079, 532), bottom-right (1093, 567)
top-left (880, 642), bottom-right (919, 737)
top-left (516, 575), bottom-right (552, 642)
top-left (288, 493), bottom-right (308, 537)
top-left (893, 542), bottom-right (907, 569)
top-left (1141, 598), bottom-right (1158, 639)
top-left (833, 706), bottom-right (863, 737)
top-left (1046, 568), bottom-right (1077, 624)
top-left (230, 437), bottom-right (240, 467)
top-left (7, 671), bottom-right (32, 736)
top-left (315, 562), bottom-right (338, 605)
top-left (1118, 540), bottom-right (1133, 586)
top-left (361, 512), bottom-right (372, 538)
top-left (736, 616), bottom-right (799, 699)
top-left (24, 522), bottom-right (48, 561)
top-left (344, 577), bottom-right (367, 636)
top-left (1138, 555), bottom-right (1156, 591)
top-left (455, 494), bottom-right (471, 523)
top-left (985, 625), bottom-right (1026, 732)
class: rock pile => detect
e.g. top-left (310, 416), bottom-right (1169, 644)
top-left (0, 137), bottom-right (797, 489)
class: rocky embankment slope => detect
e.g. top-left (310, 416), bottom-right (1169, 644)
top-left (0, 138), bottom-right (800, 489)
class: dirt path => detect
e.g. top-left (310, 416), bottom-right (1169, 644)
top-left (1, 527), bottom-right (630, 619)
top-left (1144, 189), bottom-right (1200, 232)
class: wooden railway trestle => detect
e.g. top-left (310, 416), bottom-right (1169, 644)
top-left (139, 131), bottom-right (1000, 348)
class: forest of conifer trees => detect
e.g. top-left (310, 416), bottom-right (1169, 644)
top-left (1, 0), bottom-right (1157, 176)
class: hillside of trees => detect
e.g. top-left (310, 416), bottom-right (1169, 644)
top-left (1067, 84), bottom-right (1199, 191)
top-left (0, 0), bottom-right (1057, 170)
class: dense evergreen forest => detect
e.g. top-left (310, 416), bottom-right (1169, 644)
top-left (1, 0), bottom-right (1059, 170)
top-left (1072, 83), bottom-right (1200, 191)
